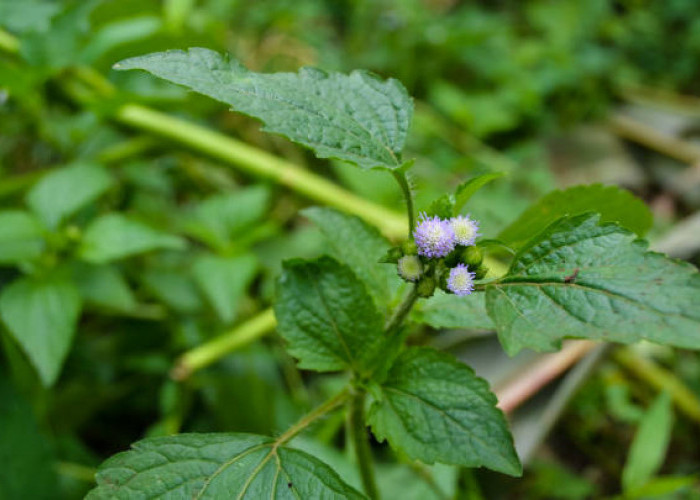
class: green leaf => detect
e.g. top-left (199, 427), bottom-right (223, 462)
top-left (486, 214), bottom-right (700, 355)
top-left (453, 172), bottom-right (505, 215)
top-left (0, 275), bottom-right (82, 386)
top-left (26, 162), bottom-right (113, 229)
top-left (0, 210), bottom-right (44, 264)
top-left (71, 262), bottom-right (137, 313)
top-left (192, 253), bottom-right (258, 323)
top-left (498, 184), bottom-right (653, 248)
top-left (0, 378), bottom-right (58, 500)
top-left (115, 48), bottom-right (413, 170)
top-left (274, 256), bottom-right (385, 374)
top-left (411, 290), bottom-right (493, 330)
top-left (622, 391), bottom-right (674, 493)
top-left (0, 0), bottom-right (60, 33)
top-left (302, 207), bottom-right (401, 311)
top-left (367, 347), bottom-right (521, 476)
top-left (184, 186), bottom-right (270, 251)
top-left (79, 213), bottom-right (186, 263)
top-left (426, 194), bottom-right (454, 219)
top-left (87, 433), bottom-right (365, 499)
top-left (142, 270), bottom-right (202, 314)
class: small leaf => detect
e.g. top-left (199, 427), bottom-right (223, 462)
top-left (302, 207), bottom-right (401, 311)
top-left (368, 348), bottom-right (521, 476)
top-left (87, 433), bottom-right (365, 499)
top-left (0, 275), bottom-right (82, 386)
top-left (426, 194), bottom-right (454, 219)
top-left (487, 214), bottom-right (700, 355)
top-left (79, 213), bottom-right (186, 263)
top-left (192, 253), bottom-right (257, 323)
top-left (0, 210), bottom-right (44, 264)
top-left (142, 270), bottom-right (202, 314)
top-left (274, 256), bottom-right (385, 374)
top-left (453, 172), bottom-right (505, 215)
top-left (26, 162), bottom-right (113, 229)
top-left (498, 184), bottom-right (653, 248)
top-left (184, 186), bottom-right (270, 251)
top-left (411, 290), bottom-right (493, 330)
top-left (622, 391), bottom-right (674, 493)
top-left (71, 262), bottom-right (137, 313)
top-left (115, 48), bottom-right (413, 170)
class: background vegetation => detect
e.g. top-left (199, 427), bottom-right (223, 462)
top-left (1, 0), bottom-right (700, 498)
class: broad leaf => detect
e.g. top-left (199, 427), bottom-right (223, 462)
top-left (0, 275), bottom-right (82, 386)
top-left (0, 210), bottom-right (44, 264)
top-left (367, 347), bottom-right (521, 476)
top-left (79, 213), bottom-right (186, 263)
top-left (487, 214), bottom-right (700, 355)
top-left (411, 290), bottom-right (493, 330)
top-left (192, 253), bottom-right (257, 323)
top-left (26, 162), bottom-right (113, 229)
top-left (275, 256), bottom-right (385, 374)
top-left (87, 433), bottom-right (365, 499)
top-left (622, 391), bottom-right (674, 493)
top-left (303, 207), bottom-right (401, 311)
top-left (498, 184), bottom-right (652, 248)
top-left (115, 48), bottom-right (413, 170)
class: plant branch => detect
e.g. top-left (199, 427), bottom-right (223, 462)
top-left (384, 284), bottom-right (420, 334)
top-left (275, 389), bottom-right (350, 447)
top-left (349, 391), bottom-right (379, 499)
top-left (392, 170), bottom-right (415, 238)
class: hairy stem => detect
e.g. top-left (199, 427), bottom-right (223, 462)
top-left (392, 170), bottom-right (415, 238)
top-left (275, 389), bottom-right (351, 447)
top-left (384, 284), bottom-right (420, 334)
top-left (349, 391), bottom-right (379, 499)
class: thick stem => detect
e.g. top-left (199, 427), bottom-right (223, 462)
top-left (384, 284), bottom-right (420, 334)
top-left (349, 391), bottom-right (379, 499)
top-left (392, 170), bottom-right (415, 238)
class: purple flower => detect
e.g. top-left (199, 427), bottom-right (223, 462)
top-left (413, 213), bottom-right (455, 258)
top-left (397, 255), bottom-right (423, 282)
top-left (450, 215), bottom-right (479, 247)
top-left (447, 264), bottom-right (475, 296)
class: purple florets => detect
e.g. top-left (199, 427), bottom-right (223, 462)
top-left (413, 213), bottom-right (455, 258)
top-left (447, 264), bottom-right (475, 296)
top-left (450, 215), bottom-right (479, 247)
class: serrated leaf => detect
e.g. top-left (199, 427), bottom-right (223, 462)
top-left (498, 184), bottom-right (653, 248)
top-left (367, 347), bottom-right (521, 476)
top-left (115, 48), bottom-right (413, 170)
top-left (26, 162), bottom-right (113, 229)
top-left (0, 210), bottom-right (44, 264)
top-left (274, 256), bottom-right (385, 374)
top-left (622, 391), bottom-right (674, 493)
top-left (0, 275), bottom-right (82, 386)
top-left (453, 172), bottom-right (505, 214)
top-left (487, 213), bottom-right (700, 355)
top-left (87, 433), bottom-right (365, 499)
top-left (302, 207), bottom-right (401, 311)
top-left (411, 290), bottom-right (493, 330)
top-left (79, 213), bottom-right (186, 263)
top-left (192, 253), bottom-right (257, 323)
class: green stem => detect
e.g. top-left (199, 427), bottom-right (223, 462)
top-left (171, 309), bottom-right (277, 380)
top-left (114, 104), bottom-right (407, 239)
top-left (349, 391), bottom-right (379, 499)
top-left (275, 389), bottom-right (350, 447)
top-left (392, 170), bottom-right (414, 238)
top-left (384, 284), bottom-right (420, 334)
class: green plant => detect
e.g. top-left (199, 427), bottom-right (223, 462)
top-left (77, 48), bottom-right (700, 498)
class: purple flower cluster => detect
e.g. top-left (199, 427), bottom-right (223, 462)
top-left (413, 213), bottom-right (456, 258)
top-left (446, 263), bottom-right (475, 296)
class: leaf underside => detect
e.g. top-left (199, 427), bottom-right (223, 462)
top-left (487, 213), bottom-right (700, 355)
top-left (115, 48), bottom-right (413, 170)
top-left (86, 433), bottom-right (365, 499)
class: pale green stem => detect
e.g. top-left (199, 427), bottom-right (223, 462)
top-left (384, 284), bottom-right (420, 334)
top-left (171, 309), bottom-right (277, 380)
top-left (391, 170), bottom-right (414, 238)
top-left (274, 389), bottom-right (350, 447)
top-left (349, 391), bottom-right (379, 499)
top-left (55, 462), bottom-right (97, 483)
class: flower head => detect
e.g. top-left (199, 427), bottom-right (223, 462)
top-left (413, 213), bottom-right (455, 258)
top-left (447, 263), bottom-right (475, 296)
top-left (450, 215), bottom-right (479, 247)
top-left (397, 255), bottom-right (423, 282)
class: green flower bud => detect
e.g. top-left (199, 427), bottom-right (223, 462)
top-left (473, 265), bottom-right (488, 280)
top-left (380, 246), bottom-right (403, 263)
top-left (402, 240), bottom-right (418, 256)
top-left (397, 255), bottom-right (423, 282)
top-left (416, 276), bottom-right (437, 298)
top-left (459, 246), bottom-right (483, 268)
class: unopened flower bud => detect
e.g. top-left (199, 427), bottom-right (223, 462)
top-left (459, 246), bottom-right (483, 268)
top-left (416, 276), bottom-right (437, 298)
top-left (397, 255), bottom-right (423, 282)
